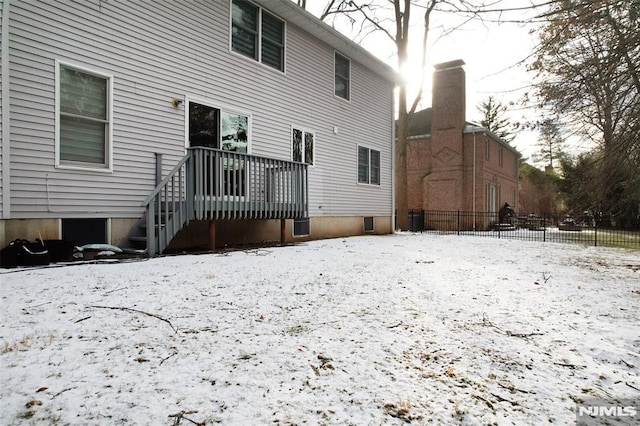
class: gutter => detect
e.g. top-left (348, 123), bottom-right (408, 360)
top-left (254, 0), bottom-right (401, 85)
top-left (1, 0), bottom-right (10, 219)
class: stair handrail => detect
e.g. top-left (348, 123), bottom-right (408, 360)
top-left (143, 151), bottom-right (194, 256)
top-left (142, 153), bottom-right (191, 206)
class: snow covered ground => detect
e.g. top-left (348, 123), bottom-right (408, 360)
top-left (1, 233), bottom-right (639, 425)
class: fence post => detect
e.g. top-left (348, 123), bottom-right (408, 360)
top-left (457, 210), bottom-right (460, 236)
top-left (543, 214), bottom-right (546, 242)
top-left (594, 221), bottom-right (598, 247)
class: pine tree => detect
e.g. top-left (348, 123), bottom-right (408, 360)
top-left (476, 96), bottom-right (516, 144)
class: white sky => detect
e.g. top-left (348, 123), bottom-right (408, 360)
top-left (306, 1), bottom-right (544, 160)
top-left (1, 233), bottom-right (638, 423)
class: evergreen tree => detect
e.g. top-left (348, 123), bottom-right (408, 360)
top-left (476, 96), bottom-right (516, 144)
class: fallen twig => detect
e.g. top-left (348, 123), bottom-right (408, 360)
top-left (160, 352), bottom-right (178, 366)
top-left (498, 382), bottom-right (534, 394)
top-left (480, 313), bottom-right (504, 332)
top-left (620, 359), bottom-right (635, 368)
top-left (554, 362), bottom-right (586, 370)
top-left (74, 316), bottom-right (91, 323)
top-left (104, 284), bottom-right (128, 295)
top-left (89, 305), bottom-right (177, 334)
top-left (626, 382), bottom-right (640, 392)
top-left (472, 394), bottom-right (495, 410)
top-left (490, 392), bottom-right (518, 406)
top-left (168, 410), bottom-right (204, 426)
top-left (481, 313), bottom-right (543, 338)
top-left (388, 321), bottom-right (404, 329)
top-left (506, 330), bottom-right (545, 338)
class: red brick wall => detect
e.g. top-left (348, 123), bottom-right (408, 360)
top-left (401, 61), bottom-right (519, 214)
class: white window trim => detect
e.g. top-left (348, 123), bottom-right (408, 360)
top-left (183, 96), bottom-right (252, 154)
top-left (334, 51), bottom-right (351, 101)
top-left (55, 60), bottom-right (113, 173)
top-left (357, 144), bottom-right (381, 186)
top-left (228, 0), bottom-right (287, 73)
top-left (290, 126), bottom-right (315, 167)
top-left (292, 217), bottom-right (310, 238)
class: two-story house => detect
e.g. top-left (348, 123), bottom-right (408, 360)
top-left (403, 60), bottom-right (520, 228)
top-left (0, 0), bottom-right (399, 255)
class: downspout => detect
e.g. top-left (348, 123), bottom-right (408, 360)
top-left (1, 0), bottom-right (11, 219)
top-left (391, 90), bottom-right (396, 233)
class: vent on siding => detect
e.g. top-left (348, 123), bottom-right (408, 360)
top-left (364, 216), bottom-right (374, 232)
top-left (62, 218), bottom-right (107, 246)
top-left (293, 218), bottom-right (310, 237)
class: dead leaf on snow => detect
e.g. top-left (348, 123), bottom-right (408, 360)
top-left (25, 400), bottom-right (42, 408)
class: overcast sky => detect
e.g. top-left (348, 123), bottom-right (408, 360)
top-left (304, 1), bottom-right (546, 160)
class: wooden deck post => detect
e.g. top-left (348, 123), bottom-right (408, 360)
top-left (280, 219), bottom-right (286, 245)
top-left (209, 220), bottom-right (216, 251)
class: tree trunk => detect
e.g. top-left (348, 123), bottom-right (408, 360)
top-left (395, 92), bottom-right (409, 230)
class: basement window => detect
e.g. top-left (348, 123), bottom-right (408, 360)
top-left (364, 217), bottom-right (374, 232)
top-left (293, 218), bottom-right (310, 237)
top-left (62, 218), bottom-right (107, 246)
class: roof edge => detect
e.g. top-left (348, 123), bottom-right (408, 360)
top-left (254, 0), bottom-right (401, 84)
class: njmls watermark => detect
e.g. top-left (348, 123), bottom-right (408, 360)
top-left (576, 399), bottom-right (638, 425)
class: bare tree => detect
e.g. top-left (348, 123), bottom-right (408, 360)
top-left (531, 119), bottom-right (566, 169)
top-left (317, 0), bottom-right (553, 229)
top-left (319, 0), bottom-right (462, 230)
top-left (529, 0), bottom-right (640, 225)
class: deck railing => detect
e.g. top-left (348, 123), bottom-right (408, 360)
top-left (142, 147), bottom-right (308, 256)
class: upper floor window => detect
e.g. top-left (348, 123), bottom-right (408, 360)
top-left (231, 0), bottom-right (285, 72)
top-left (512, 156), bottom-right (518, 176)
top-left (499, 147), bottom-right (504, 166)
top-left (56, 61), bottom-right (113, 171)
top-left (335, 52), bottom-right (350, 100)
top-left (292, 127), bottom-right (314, 165)
top-left (484, 139), bottom-right (490, 161)
top-left (358, 146), bottom-right (380, 185)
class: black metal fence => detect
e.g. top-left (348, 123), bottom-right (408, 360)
top-left (402, 210), bottom-right (640, 249)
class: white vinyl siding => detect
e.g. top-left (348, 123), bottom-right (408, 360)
top-left (6, 0), bottom-right (394, 219)
top-left (0, 0), bottom-right (3, 218)
top-left (56, 61), bottom-right (113, 171)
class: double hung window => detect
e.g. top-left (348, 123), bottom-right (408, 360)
top-left (57, 62), bottom-right (112, 170)
top-left (231, 0), bottom-right (285, 71)
top-left (335, 52), bottom-right (350, 100)
top-left (292, 128), bottom-right (314, 165)
top-left (358, 146), bottom-right (380, 185)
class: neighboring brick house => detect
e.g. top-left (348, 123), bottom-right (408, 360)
top-left (403, 60), bottom-right (520, 218)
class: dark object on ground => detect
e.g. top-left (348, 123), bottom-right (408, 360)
top-left (44, 240), bottom-right (75, 262)
top-left (0, 239), bottom-right (50, 268)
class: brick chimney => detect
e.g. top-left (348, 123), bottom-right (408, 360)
top-left (422, 59), bottom-right (466, 211)
top-left (432, 59), bottom-right (466, 133)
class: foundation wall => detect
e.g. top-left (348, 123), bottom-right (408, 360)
top-left (2, 215), bottom-right (394, 252)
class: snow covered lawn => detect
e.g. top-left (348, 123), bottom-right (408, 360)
top-left (1, 233), bottom-right (639, 424)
